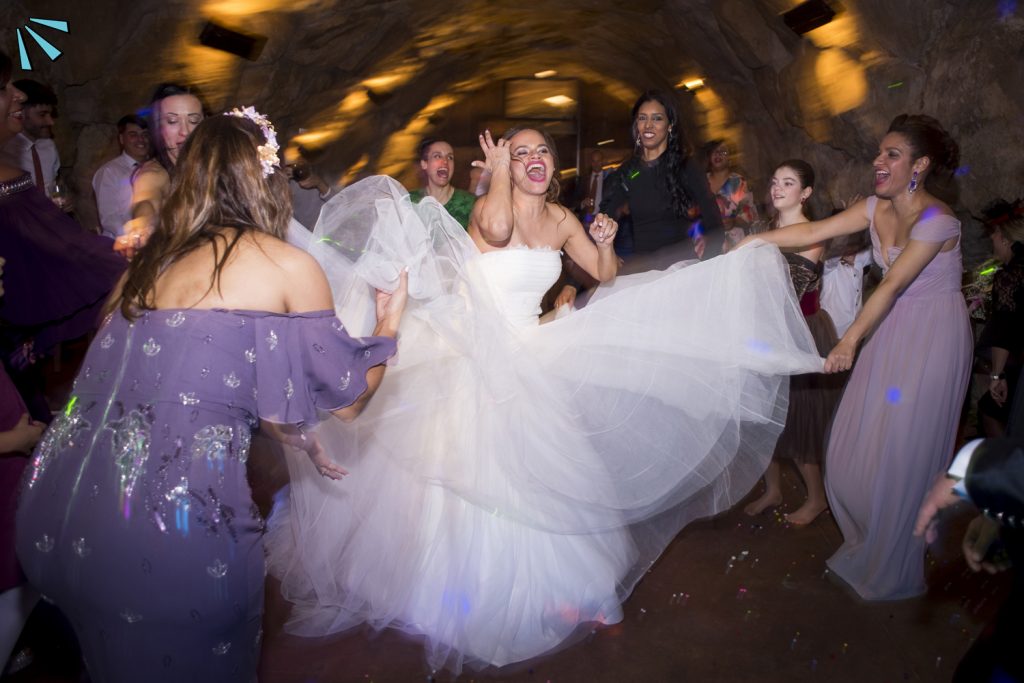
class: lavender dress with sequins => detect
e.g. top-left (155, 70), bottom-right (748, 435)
top-left (15, 308), bottom-right (394, 683)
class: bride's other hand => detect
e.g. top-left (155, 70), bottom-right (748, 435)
top-left (259, 421), bottom-right (348, 480)
top-left (589, 213), bottom-right (618, 247)
top-left (375, 267), bottom-right (409, 336)
top-left (305, 436), bottom-right (348, 480)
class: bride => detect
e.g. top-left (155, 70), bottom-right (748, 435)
top-left (266, 127), bottom-right (824, 674)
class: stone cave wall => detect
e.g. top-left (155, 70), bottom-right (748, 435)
top-left (2, 0), bottom-right (1021, 266)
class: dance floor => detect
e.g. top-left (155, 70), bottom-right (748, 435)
top-left (10, 433), bottom-right (1006, 683)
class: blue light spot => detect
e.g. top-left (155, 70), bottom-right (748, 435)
top-left (746, 339), bottom-right (772, 354)
top-left (954, 165), bottom-right (970, 177)
top-left (885, 386), bottom-right (901, 404)
top-left (998, 0), bottom-right (1016, 21)
top-left (921, 205), bottom-right (942, 221)
top-left (688, 220), bottom-right (704, 239)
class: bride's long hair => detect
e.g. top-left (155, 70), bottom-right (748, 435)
top-left (116, 114), bottom-right (291, 319)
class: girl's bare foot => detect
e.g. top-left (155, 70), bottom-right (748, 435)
top-left (744, 490), bottom-right (783, 516)
top-left (785, 499), bottom-right (828, 525)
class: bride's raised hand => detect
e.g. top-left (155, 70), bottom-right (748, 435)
top-left (474, 129), bottom-right (511, 174)
top-left (374, 267), bottom-right (409, 336)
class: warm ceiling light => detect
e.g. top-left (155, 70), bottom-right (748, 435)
top-left (534, 70), bottom-right (557, 79)
top-left (679, 78), bottom-right (705, 91)
top-left (543, 95), bottom-right (575, 106)
top-left (597, 139), bottom-right (615, 146)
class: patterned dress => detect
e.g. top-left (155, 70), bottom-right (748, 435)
top-left (15, 308), bottom-right (394, 682)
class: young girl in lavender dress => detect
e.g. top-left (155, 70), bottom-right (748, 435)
top-left (15, 110), bottom-right (407, 682)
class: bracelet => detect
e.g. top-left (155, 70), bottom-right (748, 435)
top-left (990, 373), bottom-right (1006, 381)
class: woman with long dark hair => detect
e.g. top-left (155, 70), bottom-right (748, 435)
top-left (114, 83), bottom-right (204, 258)
top-left (600, 89), bottom-right (724, 271)
top-left (739, 114), bottom-right (972, 599)
top-left (16, 110), bottom-right (405, 682)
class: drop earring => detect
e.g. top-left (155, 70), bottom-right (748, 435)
top-left (908, 170), bottom-right (919, 194)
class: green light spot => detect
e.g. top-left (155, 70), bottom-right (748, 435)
top-left (887, 81), bottom-right (904, 89)
top-left (979, 266), bottom-right (998, 276)
top-left (628, 170), bottom-right (640, 180)
top-left (64, 395), bottom-right (78, 417)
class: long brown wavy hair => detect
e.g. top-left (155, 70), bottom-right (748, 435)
top-left (116, 114), bottom-right (291, 320)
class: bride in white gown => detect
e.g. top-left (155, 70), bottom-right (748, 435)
top-left (266, 128), bottom-right (824, 673)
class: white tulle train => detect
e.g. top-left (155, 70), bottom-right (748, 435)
top-left (266, 177), bottom-right (823, 673)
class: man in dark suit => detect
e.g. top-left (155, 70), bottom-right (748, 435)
top-left (916, 433), bottom-right (1024, 682)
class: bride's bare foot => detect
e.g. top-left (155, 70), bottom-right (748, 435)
top-left (744, 491), bottom-right (782, 516)
top-left (785, 499), bottom-right (828, 526)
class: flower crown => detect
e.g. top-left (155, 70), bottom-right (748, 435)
top-left (225, 106), bottom-right (280, 177)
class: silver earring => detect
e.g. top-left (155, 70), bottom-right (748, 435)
top-left (908, 170), bottom-right (919, 194)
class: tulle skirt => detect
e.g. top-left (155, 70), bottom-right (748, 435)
top-left (266, 177), bottom-right (824, 673)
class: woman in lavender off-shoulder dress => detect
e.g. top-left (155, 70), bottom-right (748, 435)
top-left (14, 112), bottom-right (406, 682)
top-left (740, 114), bottom-right (972, 600)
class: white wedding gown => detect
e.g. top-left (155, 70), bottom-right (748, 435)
top-left (267, 177), bottom-right (823, 673)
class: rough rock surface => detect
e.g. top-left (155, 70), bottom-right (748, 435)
top-left (4, 0), bottom-right (1021, 264)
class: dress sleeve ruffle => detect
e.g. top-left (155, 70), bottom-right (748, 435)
top-left (252, 313), bottom-right (396, 424)
top-left (910, 211), bottom-right (960, 243)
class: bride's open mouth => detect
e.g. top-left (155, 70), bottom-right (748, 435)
top-left (526, 161), bottom-right (546, 182)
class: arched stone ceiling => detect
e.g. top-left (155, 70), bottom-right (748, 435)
top-left (4, 0), bottom-right (1023, 261)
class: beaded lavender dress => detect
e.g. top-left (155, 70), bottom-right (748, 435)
top-left (15, 307), bottom-right (394, 682)
top-left (825, 196), bottom-right (972, 600)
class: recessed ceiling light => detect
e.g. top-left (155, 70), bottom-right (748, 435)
top-left (543, 95), bottom-right (575, 106)
top-left (534, 70), bottom-right (557, 79)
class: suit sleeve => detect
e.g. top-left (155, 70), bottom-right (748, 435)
top-left (965, 438), bottom-right (1024, 524)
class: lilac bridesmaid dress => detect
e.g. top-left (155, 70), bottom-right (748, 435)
top-left (15, 308), bottom-right (394, 682)
top-left (825, 196), bottom-right (972, 600)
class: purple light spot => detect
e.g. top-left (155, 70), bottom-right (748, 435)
top-left (687, 221), bottom-right (704, 239)
top-left (921, 205), bottom-right (942, 221)
top-left (886, 386), bottom-right (902, 404)
top-left (998, 0), bottom-right (1016, 21)
top-left (746, 339), bottom-right (772, 354)
top-left (954, 165), bottom-right (970, 177)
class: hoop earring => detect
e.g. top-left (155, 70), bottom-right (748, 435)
top-left (908, 170), bottom-right (919, 194)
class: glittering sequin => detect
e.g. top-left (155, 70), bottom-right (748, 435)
top-left (332, 319), bottom-right (343, 331)
top-left (192, 487), bottom-right (238, 541)
top-left (212, 642), bottom-right (231, 656)
top-left (284, 378), bottom-right (294, 400)
top-left (238, 429), bottom-right (251, 464)
top-left (179, 392), bottom-right (199, 406)
top-left (35, 535), bottom-right (54, 553)
top-left (245, 347), bottom-right (256, 363)
top-left (154, 372), bottom-right (163, 388)
top-left (100, 334), bottom-right (115, 349)
top-left (223, 372), bottom-right (240, 389)
top-left (266, 330), bottom-right (278, 351)
top-left (72, 537), bottom-right (91, 558)
top-left (164, 477), bottom-right (191, 536)
top-left (339, 371), bottom-right (351, 391)
top-left (363, 349), bottom-right (372, 358)
top-left (166, 311), bottom-right (186, 327)
top-left (106, 409), bottom-right (153, 512)
top-left (29, 398), bottom-right (91, 488)
top-left (191, 425), bottom-right (233, 468)
top-left (313, 343), bottom-right (325, 354)
top-left (203, 334), bottom-right (213, 344)
top-left (142, 338), bottom-right (161, 357)
top-left (200, 367), bottom-right (210, 379)
top-left (120, 609), bottom-right (143, 624)
top-left (207, 559), bottom-right (228, 579)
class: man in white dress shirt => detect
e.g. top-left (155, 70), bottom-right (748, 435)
top-left (91, 115), bottom-right (151, 238)
top-left (2, 79), bottom-right (59, 192)
top-left (821, 235), bottom-right (873, 338)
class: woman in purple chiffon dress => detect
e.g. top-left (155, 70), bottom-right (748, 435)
top-left (740, 114), bottom-right (972, 600)
top-left (0, 52), bottom-right (126, 420)
top-left (15, 111), bottom-right (405, 682)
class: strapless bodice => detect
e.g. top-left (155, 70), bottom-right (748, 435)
top-left (468, 248), bottom-right (561, 328)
